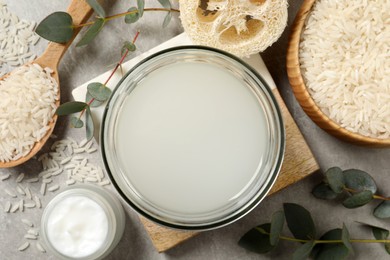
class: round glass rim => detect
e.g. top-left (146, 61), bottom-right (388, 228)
top-left (100, 45), bottom-right (285, 231)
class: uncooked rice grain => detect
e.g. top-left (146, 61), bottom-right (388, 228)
top-left (21, 219), bottom-right (34, 227)
top-left (0, 173), bottom-right (10, 180)
top-left (16, 173), bottom-right (24, 183)
top-left (36, 241), bottom-right (46, 253)
top-left (4, 201), bottom-right (11, 212)
top-left (5, 188), bottom-right (17, 198)
top-left (299, 0), bottom-right (390, 139)
top-left (17, 242), bottom-right (30, 251)
top-left (24, 234), bottom-right (37, 240)
top-left (0, 2), bottom-right (39, 69)
top-left (0, 64), bottom-right (58, 162)
top-left (34, 196), bottom-right (41, 208)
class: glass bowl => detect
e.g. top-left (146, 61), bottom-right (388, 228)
top-left (101, 46), bottom-right (285, 230)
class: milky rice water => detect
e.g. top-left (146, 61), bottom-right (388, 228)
top-left (102, 47), bottom-right (285, 229)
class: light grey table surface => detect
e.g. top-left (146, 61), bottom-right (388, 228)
top-left (1, 1), bottom-right (389, 259)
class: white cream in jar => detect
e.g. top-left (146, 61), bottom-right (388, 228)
top-left (41, 185), bottom-right (125, 259)
top-left (46, 195), bottom-right (108, 258)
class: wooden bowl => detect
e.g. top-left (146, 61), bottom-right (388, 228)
top-left (286, 0), bottom-right (390, 147)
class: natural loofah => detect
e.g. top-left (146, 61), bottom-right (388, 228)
top-left (179, 0), bottom-right (288, 57)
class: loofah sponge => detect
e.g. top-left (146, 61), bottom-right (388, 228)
top-left (179, 0), bottom-right (288, 57)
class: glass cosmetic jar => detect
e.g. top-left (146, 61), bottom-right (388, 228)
top-left (101, 46), bottom-right (285, 230)
top-left (40, 184), bottom-right (125, 259)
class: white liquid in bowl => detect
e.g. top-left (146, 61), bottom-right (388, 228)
top-left (114, 62), bottom-right (269, 215)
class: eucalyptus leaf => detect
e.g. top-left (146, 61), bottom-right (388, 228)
top-left (312, 182), bottom-right (339, 200)
top-left (325, 167), bottom-right (344, 193)
top-left (238, 224), bottom-right (276, 254)
top-left (284, 203), bottom-right (316, 241)
top-left (358, 222), bottom-right (390, 255)
top-left (341, 223), bottom-right (354, 253)
top-left (87, 0), bottom-right (106, 17)
top-left (35, 12), bottom-right (73, 43)
top-left (76, 18), bottom-right (105, 47)
top-left (313, 229), bottom-right (349, 260)
top-left (56, 101), bottom-right (88, 116)
top-left (162, 12), bottom-right (172, 28)
top-left (121, 41), bottom-right (136, 56)
top-left (158, 0), bottom-right (171, 9)
top-left (374, 201), bottom-right (390, 219)
top-left (85, 107), bottom-right (94, 141)
top-left (87, 82), bottom-right (112, 102)
top-left (343, 169), bottom-right (377, 194)
top-left (125, 7), bottom-right (140, 24)
top-left (270, 210), bottom-right (284, 246)
top-left (342, 190), bottom-right (373, 208)
top-left (137, 0), bottom-right (145, 17)
top-left (86, 92), bottom-right (104, 107)
top-left (70, 116), bottom-right (84, 128)
top-left (293, 240), bottom-right (315, 260)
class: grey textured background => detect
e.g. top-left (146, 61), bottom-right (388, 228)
top-left (1, 1), bottom-right (389, 259)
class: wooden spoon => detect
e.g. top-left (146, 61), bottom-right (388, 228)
top-left (0, 0), bottom-right (93, 168)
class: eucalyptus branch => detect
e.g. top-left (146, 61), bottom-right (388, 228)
top-left (36, 0), bottom-right (176, 46)
top-left (312, 167), bottom-right (390, 219)
top-left (74, 8), bottom-right (179, 28)
top-left (55, 31), bottom-right (140, 140)
top-left (239, 203), bottom-right (390, 259)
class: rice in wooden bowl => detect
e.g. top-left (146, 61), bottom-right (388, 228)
top-left (286, 0), bottom-right (390, 147)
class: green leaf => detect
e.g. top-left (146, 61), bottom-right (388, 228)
top-left (76, 18), bottom-right (105, 47)
top-left (270, 210), bottom-right (284, 246)
top-left (121, 41), bottom-right (136, 56)
top-left (86, 92), bottom-right (104, 107)
top-left (85, 107), bottom-right (94, 141)
top-left (158, 0), bottom-right (171, 9)
top-left (137, 0), bottom-right (145, 17)
top-left (238, 223), bottom-right (276, 254)
top-left (162, 12), bottom-right (172, 28)
top-left (325, 167), bottom-right (344, 193)
top-left (342, 190), bottom-right (373, 208)
top-left (56, 101), bottom-right (88, 116)
top-left (343, 169), bottom-right (377, 193)
top-left (87, 82), bottom-right (112, 102)
top-left (312, 182), bottom-right (339, 200)
top-left (313, 229), bottom-right (349, 260)
top-left (70, 116), bottom-right (84, 128)
top-left (283, 203), bottom-right (316, 241)
top-left (374, 201), bottom-right (390, 219)
top-left (358, 222), bottom-right (390, 255)
top-left (125, 7), bottom-right (140, 24)
top-left (341, 223), bottom-right (353, 253)
top-left (293, 240), bottom-right (315, 260)
top-left (35, 12), bottom-right (73, 43)
top-left (86, 0), bottom-right (105, 17)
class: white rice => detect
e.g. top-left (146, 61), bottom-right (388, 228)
top-left (0, 2), bottom-right (39, 73)
top-left (36, 241), bottom-right (46, 253)
top-left (299, 0), bottom-right (390, 139)
top-left (17, 242), bottom-right (30, 251)
top-left (0, 64), bottom-right (58, 162)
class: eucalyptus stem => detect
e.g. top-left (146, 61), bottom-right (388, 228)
top-left (256, 228), bottom-right (390, 245)
top-left (344, 187), bottom-right (390, 201)
top-left (73, 8), bottom-right (179, 28)
top-left (77, 30), bottom-right (140, 120)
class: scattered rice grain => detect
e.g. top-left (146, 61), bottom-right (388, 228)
top-left (18, 242), bottom-right (30, 251)
top-left (16, 173), bottom-right (25, 183)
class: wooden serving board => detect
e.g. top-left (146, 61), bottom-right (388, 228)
top-left (72, 33), bottom-right (319, 253)
top-left (139, 88), bottom-right (319, 252)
